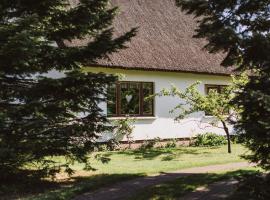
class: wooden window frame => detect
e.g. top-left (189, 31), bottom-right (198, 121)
top-left (108, 81), bottom-right (155, 117)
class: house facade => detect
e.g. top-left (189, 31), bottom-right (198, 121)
top-left (76, 0), bottom-right (234, 141)
top-left (87, 67), bottom-right (231, 141)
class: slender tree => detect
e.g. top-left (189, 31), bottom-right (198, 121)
top-left (0, 0), bottom-right (136, 179)
top-left (176, 0), bottom-right (270, 169)
top-left (157, 74), bottom-right (247, 153)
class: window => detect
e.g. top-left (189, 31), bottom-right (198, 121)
top-left (107, 81), bottom-right (154, 117)
top-left (205, 84), bottom-right (227, 95)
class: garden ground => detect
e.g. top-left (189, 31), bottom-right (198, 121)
top-left (74, 163), bottom-right (256, 200)
top-left (1, 144), bottom-right (256, 200)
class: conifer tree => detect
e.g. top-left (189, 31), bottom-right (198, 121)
top-left (0, 0), bottom-right (136, 178)
top-left (176, 0), bottom-right (270, 170)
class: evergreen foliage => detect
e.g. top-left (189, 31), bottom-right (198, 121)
top-left (176, 0), bottom-right (270, 170)
top-left (0, 0), bottom-right (136, 179)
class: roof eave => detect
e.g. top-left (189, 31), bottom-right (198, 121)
top-left (86, 64), bottom-right (233, 77)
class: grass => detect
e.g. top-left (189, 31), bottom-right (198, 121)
top-left (77, 144), bottom-right (248, 175)
top-left (2, 144), bottom-right (249, 200)
top-left (129, 168), bottom-right (261, 200)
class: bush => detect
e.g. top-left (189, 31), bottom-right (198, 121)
top-left (140, 138), bottom-right (161, 150)
top-left (231, 134), bottom-right (245, 144)
top-left (95, 141), bottom-right (119, 152)
top-left (193, 133), bottom-right (227, 147)
top-left (112, 118), bottom-right (135, 149)
top-left (165, 139), bottom-right (177, 148)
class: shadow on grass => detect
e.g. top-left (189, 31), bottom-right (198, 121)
top-left (95, 146), bottom-right (228, 164)
top-left (0, 172), bottom-right (145, 200)
top-left (112, 147), bottom-right (200, 160)
top-left (227, 172), bottom-right (270, 200)
top-left (129, 169), bottom-right (261, 200)
top-left (1, 174), bottom-right (61, 200)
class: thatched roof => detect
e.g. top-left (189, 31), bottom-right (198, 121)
top-left (72, 0), bottom-right (233, 75)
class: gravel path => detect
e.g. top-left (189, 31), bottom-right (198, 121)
top-left (73, 162), bottom-right (252, 200)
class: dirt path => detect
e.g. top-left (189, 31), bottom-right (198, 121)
top-left (73, 162), bottom-right (252, 200)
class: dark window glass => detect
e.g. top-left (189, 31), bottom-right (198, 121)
top-left (205, 85), bottom-right (227, 95)
top-left (220, 86), bottom-right (227, 93)
top-left (206, 86), bottom-right (219, 94)
top-left (142, 83), bottom-right (154, 115)
top-left (107, 84), bottom-right (116, 117)
top-left (120, 82), bottom-right (140, 115)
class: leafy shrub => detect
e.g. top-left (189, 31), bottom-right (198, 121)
top-left (165, 139), bottom-right (177, 148)
top-left (231, 134), bottom-right (245, 144)
top-left (140, 137), bottom-right (161, 150)
top-left (95, 140), bottom-right (119, 152)
top-left (96, 144), bottom-right (109, 152)
top-left (193, 133), bottom-right (227, 147)
top-left (112, 118), bottom-right (135, 149)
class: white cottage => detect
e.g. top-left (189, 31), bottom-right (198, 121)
top-left (77, 0), bottom-right (233, 142)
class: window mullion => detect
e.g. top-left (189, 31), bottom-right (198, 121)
top-left (139, 82), bottom-right (143, 116)
top-left (117, 82), bottom-right (120, 116)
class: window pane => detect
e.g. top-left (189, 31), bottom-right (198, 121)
top-left (107, 84), bottom-right (116, 116)
top-left (207, 86), bottom-right (219, 94)
top-left (219, 86), bottom-right (227, 93)
top-left (120, 82), bottom-right (140, 115)
top-left (143, 83), bottom-right (153, 115)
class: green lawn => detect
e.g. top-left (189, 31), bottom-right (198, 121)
top-left (76, 144), bottom-right (248, 175)
top-left (3, 144), bottom-right (249, 200)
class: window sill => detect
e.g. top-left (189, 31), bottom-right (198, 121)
top-left (108, 116), bottom-right (157, 120)
top-left (203, 115), bottom-right (215, 118)
top-left (203, 114), bottom-right (229, 119)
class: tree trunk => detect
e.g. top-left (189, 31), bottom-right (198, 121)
top-left (221, 121), bottom-right (231, 153)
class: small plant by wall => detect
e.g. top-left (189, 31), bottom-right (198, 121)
top-left (165, 139), bottom-right (177, 148)
top-left (113, 117), bottom-right (135, 149)
top-left (95, 140), bottom-right (120, 152)
top-left (193, 133), bottom-right (227, 147)
top-left (139, 137), bottom-right (162, 150)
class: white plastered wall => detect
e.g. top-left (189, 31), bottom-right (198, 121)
top-left (85, 67), bottom-right (232, 141)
